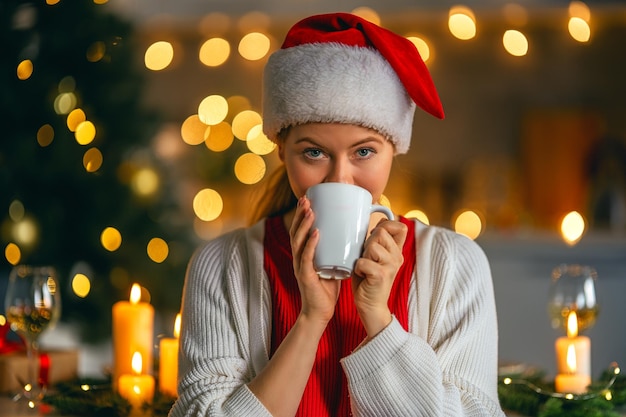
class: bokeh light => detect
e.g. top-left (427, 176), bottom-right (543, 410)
top-left (198, 95), bottom-right (228, 125)
top-left (101, 227), bottom-right (122, 251)
top-left (147, 237), bottom-right (169, 263)
top-left (9, 200), bottom-right (25, 222)
top-left (235, 153), bottom-right (266, 185)
top-left (453, 210), bottom-right (483, 240)
top-left (83, 147), bottom-right (103, 172)
top-left (568, 17), bottom-right (591, 43)
top-left (238, 32), bottom-right (270, 61)
top-left (246, 125), bottom-right (276, 155)
top-left (75, 120), bottom-right (96, 145)
top-left (560, 211), bottom-right (586, 246)
top-left (86, 41), bottom-right (106, 62)
top-left (145, 41), bottom-right (174, 71)
top-left (12, 217), bottom-right (38, 247)
top-left (503, 30), bottom-right (529, 56)
top-left (232, 110), bottom-right (262, 140)
top-left (351, 7), bottom-right (380, 25)
top-left (67, 108), bottom-right (86, 132)
top-left (37, 124), bottom-right (54, 147)
top-left (199, 38), bottom-right (230, 67)
top-left (5, 243), bottom-right (21, 266)
top-left (405, 209), bottom-right (430, 225)
top-left (54, 92), bottom-right (77, 115)
top-left (71, 274), bottom-right (91, 298)
top-left (193, 188), bottom-right (223, 221)
top-left (406, 35), bottom-right (431, 62)
top-left (448, 6), bottom-right (477, 40)
top-left (130, 167), bottom-right (160, 198)
top-left (181, 114), bottom-right (210, 145)
top-left (17, 60), bottom-right (34, 80)
top-left (205, 121), bottom-right (234, 152)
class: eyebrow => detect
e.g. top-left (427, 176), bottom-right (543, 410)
top-left (293, 136), bottom-right (385, 147)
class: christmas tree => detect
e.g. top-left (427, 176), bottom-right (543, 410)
top-left (0, 0), bottom-right (192, 343)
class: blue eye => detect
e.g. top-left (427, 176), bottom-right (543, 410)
top-left (304, 148), bottom-right (323, 159)
top-left (356, 148), bottom-right (375, 158)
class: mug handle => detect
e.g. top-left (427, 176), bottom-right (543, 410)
top-left (371, 204), bottom-right (394, 221)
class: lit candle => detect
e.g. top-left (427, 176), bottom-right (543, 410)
top-left (554, 311), bottom-right (591, 394)
top-left (159, 313), bottom-right (181, 397)
top-left (119, 352), bottom-right (155, 416)
top-left (112, 284), bottom-right (155, 389)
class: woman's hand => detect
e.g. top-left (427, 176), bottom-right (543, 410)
top-left (352, 218), bottom-right (408, 339)
top-left (289, 196), bottom-right (341, 325)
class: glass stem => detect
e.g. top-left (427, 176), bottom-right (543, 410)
top-left (26, 337), bottom-right (40, 399)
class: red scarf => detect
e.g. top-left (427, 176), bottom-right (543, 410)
top-left (264, 215), bottom-right (415, 416)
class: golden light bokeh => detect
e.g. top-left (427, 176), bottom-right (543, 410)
top-left (232, 110), bottom-right (262, 140)
top-left (86, 41), bottom-right (106, 62)
top-left (568, 17), bottom-right (591, 43)
top-left (198, 95), bottom-right (228, 125)
top-left (405, 209), bottom-right (430, 225)
top-left (147, 237), bottom-right (169, 263)
top-left (67, 108), bottom-right (86, 132)
top-left (17, 60), bottom-right (34, 80)
top-left (234, 153), bottom-right (266, 185)
top-left (448, 6), bottom-right (477, 40)
top-left (101, 226), bottom-right (122, 251)
top-left (199, 38), bottom-right (230, 67)
top-left (503, 29), bottom-right (529, 56)
top-left (12, 217), bottom-right (38, 247)
top-left (180, 115), bottom-right (209, 145)
top-left (37, 124), bottom-right (55, 147)
top-left (193, 188), bottom-right (223, 221)
top-left (130, 167), bottom-right (160, 198)
top-left (5, 243), bottom-right (21, 266)
top-left (83, 147), bottom-right (103, 172)
top-left (560, 210), bottom-right (586, 246)
top-left (569, 1), bottom-right (591, 22)
top-left (226, 95), bottom-right (252, 119)
top-left (238, 32), bottom-right (271, 61)
top-left (204, 121), bottom-right (234, 152)
top-left (71, 273), bottom-right (91, 298)
top-left (75, 120), bottom-right (96, 145)
top-left (246, 125), bottom-right (276, 155)
top-left (145, 41), bottom-right (174, 71)
top-left (54, 92), bottom-right (77, 115)
top-left (453, 210), bottom-right (483, 240)
top-left (406, 35), bottom-right (431, 62)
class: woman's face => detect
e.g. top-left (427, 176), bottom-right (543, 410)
top-left (279, 123), bottom-right (395, 203)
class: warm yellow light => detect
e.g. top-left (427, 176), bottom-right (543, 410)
top-left (181, 114), bottom-right (209, 145)
top-left (454, 210), bottom-right (483, 240)
top-left (13, 218), bottom-right (38, 246)
top-left (502, 30), bottom-right (528, 56)
top-left (404, 209), bottom-right (430, 225)
top-left (198, 95), bottom-right (228, 125)
top-left (448, 6), bottom-right (476, 40)
top-left (193, 189), bottom-right (224, 221)
top-left (566, 343), bottom-right (577, 373)
top-left (234, 153), bottom-right (266, 185)
top-left (147, 237), bottom-right (169, 263)
top-left (131, 167), bottom-right (160, 197)
top-left (566, 310), bottom-right (579, 338)
top-left (232, 110), bottom-right (262, 140)
top-left (83, 147), bottom-right (103, 172)
top-left (174, 313), bottom-right (181, 338)
top-left (130, 283), bottom-right (142, 304)
top-left (568, 17), bottom-right (591, 43)
top-left (560, 211), bottom-right (585, 246)
top-left (86, 41), bottom-right (106, 62)
top-left (67, 108), bottom-right (86, 132)
top-left (569, 1), bottom-right (591, 22)
top-left (17, 60), bottom-right (34, 80)
top-left (4, 243), bottom-right (21, 266)
top-left (37, 124), bottom-right (54, 147)
top-left (226, 95), bottom-right (252, 119)
top-left (238, 32), bottom-right (270, 61)
top-left (54, 92), bottom-right (77, 115)
top-left (205, 121), bottom-right (234, 152)
top-left (71, 274), bottom-right (91, 298)
top-left (406, 36), bottom-right (431, 62)
top-left (145, 41), bottom-right (174, 71)
top-left (101, 227), bottom-right (122, 251)
top-left (93, 0), bottom-right (109, 5)
top-left (199, 38), bottom-right (230, 67)
top-left (131, 351), bottom-right (143, 374)
top-left (75, 120), bottom-right (96, 145)
top-left (246, 125), bottom-right (276, 155)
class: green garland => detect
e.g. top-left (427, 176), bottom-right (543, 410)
top-left (498, 368), bottom-right (626, 417)
top-left (43, 369), bottom-right (626, 417)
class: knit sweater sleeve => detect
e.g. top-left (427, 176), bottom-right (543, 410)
top-left (168, 228), bottom-right (272, 417)
top-left (340, 224), bottom-right (505, 417)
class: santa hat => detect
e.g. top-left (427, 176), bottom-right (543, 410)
top-left (262, 12), bottom-right (444, 154)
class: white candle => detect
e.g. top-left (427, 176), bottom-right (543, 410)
top-left (119, 352), bottom-right (155, 416)
top-left (554, 311), bottom-right (591, 394)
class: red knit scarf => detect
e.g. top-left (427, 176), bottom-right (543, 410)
top-left (263, 215), bottom-right (415, 416)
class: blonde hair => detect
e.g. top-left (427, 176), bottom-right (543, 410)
top-left (248, 129), bottom-right (297, 225)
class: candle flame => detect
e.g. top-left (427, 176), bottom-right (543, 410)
top-left (131, 351), bottom-right (143, 374)
top-left (130, 283), bottom-right (141, 305)
top-left (174, 313), bottom-right (181, 338)
top-left (566, 343), bottom-right (577, 373)
top-left (567, 310), bottom-right (579, 338)
top-left (133, 385), bottom-right (142, 395)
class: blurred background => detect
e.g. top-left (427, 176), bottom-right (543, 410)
top-left (1, 0), bottom-right (625, 380)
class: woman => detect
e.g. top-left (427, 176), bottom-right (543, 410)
top-left (169, 13), bottom-right (505, 417)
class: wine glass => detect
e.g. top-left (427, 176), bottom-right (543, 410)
top-left (4, 265), bottom-right (61, 404)
top-left (547, 264), bottom-right (598, 334)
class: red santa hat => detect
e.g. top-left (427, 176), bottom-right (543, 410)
top-left (262, 12), bottom-right (444, 154)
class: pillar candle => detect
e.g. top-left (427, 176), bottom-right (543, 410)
top-left (554, 311), bottom-right (591, 394)
top-left (159, 313), bottom-right (181, 397)
top-left (119, 352), bottom-right (155, 417)
top-left (113, 283), bottom-right (154, 389)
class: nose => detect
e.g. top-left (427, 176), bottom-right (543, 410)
top-left (324, 157), bottom-right (353, 184)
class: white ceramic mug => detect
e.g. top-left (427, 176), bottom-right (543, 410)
top-left (305, 183), bottom-right (394, 279)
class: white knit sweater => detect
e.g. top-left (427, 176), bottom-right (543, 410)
top-left (168, 219), bottom-right (505, 417)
